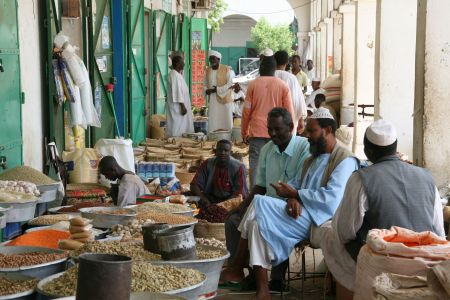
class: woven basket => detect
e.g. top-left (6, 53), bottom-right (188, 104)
top-left (175, 170), bottom-right (196, 185)
top-left (194, 221), bottom-right (226, 241)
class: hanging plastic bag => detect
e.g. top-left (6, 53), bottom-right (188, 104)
top-left (61, 44), bottom-right (87, 86)
top-left (51, 59), bottom-right (65, 105)
top-left (94, 139), bottom-right (135, 172)
top-left (77, 56), bottom-right (101, 128)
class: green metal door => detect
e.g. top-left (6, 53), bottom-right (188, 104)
top-left (172, 14), bottom-right (191, 92)
top-left (229, 47), bottom-right (246, 74)
top-left (153, 10), bottom-right (171, 115)
top-left (0, 0), bottom-right (22, 171)
top-left (128, 0), bottom-right (146, 144)
top-left (88, 0), bottom-right (116, 141)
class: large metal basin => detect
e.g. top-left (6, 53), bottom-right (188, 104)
top-left (0, 246), bottom-right (68, 279)
top-left (2, 200), bottom-right (37, 223)
top-left (79, 207), bottom-right (136, 229)
top-left (152, 246), bottom-right (230, 299)
top-left (0, 273), bottom-right (36, 300)
top-left (54, 292), bottom-right (185, 300)
top-left (37, 271), bottom-right (206, 300)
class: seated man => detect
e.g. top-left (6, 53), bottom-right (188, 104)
top-left (320, 119), bottom-right (445, 296)
top-left (221, 108), bottom-right (359, 299)
top-left (225, 107), bottom-right (310, 291)
top-left (98, 156), bottom-right (150, 207)
top-left (190, 139), bottom-right (248, 208)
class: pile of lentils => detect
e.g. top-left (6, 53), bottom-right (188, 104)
top-left (42, 263), bottom-right (205, 297)
top-left (0, 252), bottom-right (67, 268)
top-left (0, 277), bottom-right (38, 296)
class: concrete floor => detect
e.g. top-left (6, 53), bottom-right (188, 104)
top-left (216, 248), bottom-right (335, 300)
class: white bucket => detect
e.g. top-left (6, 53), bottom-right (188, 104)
top-left (231, 127), bottom-right (242, 143)
top-left (340, 106), bottom-right (355, 126)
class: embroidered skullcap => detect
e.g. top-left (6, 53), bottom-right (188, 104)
top-left (365, 119), bottom-right (397, 146)
top-left (310, 107), bottom-right (334, 120)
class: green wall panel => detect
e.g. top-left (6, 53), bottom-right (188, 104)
top-left (0, 0), bottom-right (23, 171)
top-left (128, 0), bottom-right (146, 144)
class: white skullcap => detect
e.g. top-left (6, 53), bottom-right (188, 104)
top-left (259, 48), bottom-right (274, 57)
top-left (310, 107), bottom-right (334, 120)
top-left (312, 77), bottom-right (321, 82)
top-left (208, 50), bottom-right (222, 59)
top-left (365, 119), bottom-right (397, 146)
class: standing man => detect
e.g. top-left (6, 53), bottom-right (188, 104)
top-left (306, 78), bottom-right (326, 108)
top-left (191, 139), bottom-right (248, 208)
top-left (274, 50), bottom-right (307, 135)
top-left (241, 56), bottom-right (295, 189)
top-left (289, 55), bottom-right (309, 92)
top-left (166, 55), bottom-right (194, 137)
top-left (320, 119), bottom-right (445, 296)
top-left (306, 59), bottom-right (315, 82)
top-left (204, 50), bottom-right (235, 132)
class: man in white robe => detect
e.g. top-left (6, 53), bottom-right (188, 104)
top-left (165, 55), bottom-right (194, 137)
top-left (274, 50), bottom-right (307, 135)
top-left (204, 50), bottom-right (235, 132)
top-left (306, 78), bottom-right (326, 108)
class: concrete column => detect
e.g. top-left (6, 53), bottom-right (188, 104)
top-left (374, 0), bottom-right (418, 159)
top-left (315, 27), bottom-right (322, 78)
top-left (353, 0), bottom-right (376, 154)
top-left (308, 31), bottom-right (316, 62)
top-left (422, 0), bottom-right (450, 186)
top-left (325, 17), bottom-right (334, 77)
top-left (339, 3), bottom-right (356, 107)
top-left (319, 21), bottom-right (327, 80)
top-left (331, 11), bottom-right (343, 72)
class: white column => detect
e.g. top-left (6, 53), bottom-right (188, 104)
top-left (422, 0), bottom-right (450, 186)
top-left (319, 21), bottom-right (327, 80)
top-left (331, 11), bottom-right (343, 72)
top-left (339, 3), bottom-right (356, 107)
top-left (308, 31), bottom-right (316, 62)
top-left (325, 17), bottom-right (334, 77)
top-left (353, 0), bottom-right (376, 155)
top-left (375, 0), bottom-right (418, 159)
top-left (315, 26), bottom-right (322, 78)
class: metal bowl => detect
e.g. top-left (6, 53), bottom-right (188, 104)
top-left (53, 293), bottom-right (185, 300)
top-left (37, 271), bottom-right (206, 300)
top-left (79, 207), bottom-right (136, 229)
top-left (151, 246), bottom-right (230, 299)
top-left (0, 273), bottom-right (36, 300)
top-left (0, 246), bottom-right (68, 279)
top-left (47, 206), bottom-right (79, 216)
top-left (1, 199), bottom-right (38, 223)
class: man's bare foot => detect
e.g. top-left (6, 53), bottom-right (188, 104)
top-left (220, 267), bottom-right (245, 283)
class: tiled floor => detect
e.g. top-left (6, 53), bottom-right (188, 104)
top-left (215, 248), bottom-right (335, 300)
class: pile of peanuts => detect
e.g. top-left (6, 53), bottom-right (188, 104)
top-left (0, 252), bottom-right (67, 268)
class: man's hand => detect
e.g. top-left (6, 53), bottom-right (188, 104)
top-left (286, 198), bottom-right (301, 219)
top-left (206, 86), bottom-right (217, 95)
top-left (270, 182), bottom-right (298, 199)
top-left (180, 103), bottom-right (187, 115)
top-left (242, 135), bottom-right (249, 145)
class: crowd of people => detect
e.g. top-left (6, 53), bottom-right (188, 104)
top-left (98, 49), bottom-right (446, 300)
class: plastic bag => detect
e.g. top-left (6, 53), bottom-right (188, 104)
top-left (77, 56), bottom-right (101, 128)
top-left (61, 44), bottom-right (86, 86)
top-left (94, 139), bottom-right (135, 172)
top-left (52, 59), bottom-right (65, 105)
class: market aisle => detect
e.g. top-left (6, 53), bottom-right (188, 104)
top-left (216, 248), bottom-right (334, 299)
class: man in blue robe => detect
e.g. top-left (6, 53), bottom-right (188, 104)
top-left (221, 108), bottom-right (359, 299)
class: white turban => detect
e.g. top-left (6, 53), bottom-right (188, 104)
top-left (259, 48), bottom-right (274, 57)
top-left (310, 107), bottom-right (334, 120)
top-left (312, 77), bottom-right (321, 82)
top-left (365, 119), bottom-right (397, 146)
top-left (208, 50), bottom-right (222, 60)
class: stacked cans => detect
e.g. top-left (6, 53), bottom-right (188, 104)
top-left (137, 162), bottom-right (175, 180)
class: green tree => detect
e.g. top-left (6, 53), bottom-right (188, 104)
top-left (251, 18), bottom-right (295, 55)
top-left (208, 0), bottom-right (228, 33)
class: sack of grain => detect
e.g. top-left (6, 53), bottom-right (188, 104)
top-left (62, 148), bottom-right (100, 184)
top-left (194, 220), bottom-right (226, 241)
top-left (150, 115), bottom-right (166, 139)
